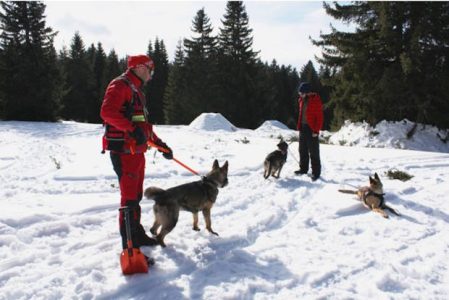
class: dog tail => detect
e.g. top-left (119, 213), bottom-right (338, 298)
top-left (338, 189), bottom-right (357, 194)
top-left (144, 187), bottom-right (166, 200)
top-left (383, 204), bottom-right (400, 216)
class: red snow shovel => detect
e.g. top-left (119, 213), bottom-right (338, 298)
top-left (119, 206), bottom-right (148, 275)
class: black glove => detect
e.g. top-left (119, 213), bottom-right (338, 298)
top-left (156, 140), bottom-right (173, 160)
top-left (129, 127), bottom-right (146, 145)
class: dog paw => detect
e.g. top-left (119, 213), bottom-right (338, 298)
top-left (207, 228), bottom-right (219, 236)
top-left (193, 227), bottom-right (200, 231)
top-left (157, 236), bottom-right (166, 247)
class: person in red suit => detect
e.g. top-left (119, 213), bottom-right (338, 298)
top-left (101, 54), bottom-right (173, 250)
top-left (295, 82), bottom-right (323, 181)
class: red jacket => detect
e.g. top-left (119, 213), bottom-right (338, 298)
top-left (100, 70), bottom-right (159, 153)
top-left (297, 93), bottom-right (323, 133)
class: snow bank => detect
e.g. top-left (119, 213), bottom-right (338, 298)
top-left (254, 120), bottom-right (296, 141)
top-left (255, 120), bottom-right (289, 131)
top-left (329, 119), bottom-right (449, 153)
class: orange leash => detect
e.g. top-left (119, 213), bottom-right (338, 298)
top-left (172, 157), bottom-right (200, 176)
top-left (147, 141), bottom-right (200, 176)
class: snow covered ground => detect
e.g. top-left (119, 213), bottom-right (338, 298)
top-left (328, 119), bottom-right (449, 153)
top-left (1, 115), bottom-right (448, 299)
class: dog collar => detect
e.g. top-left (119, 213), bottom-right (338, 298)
top-left (201, 176), bottom-right (218, 187)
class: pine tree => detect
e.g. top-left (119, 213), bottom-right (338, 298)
top-left (275, 63), bottom-right (300, 129)
top-left (319, 66), bottom-right (333, 130)
top-left (218, 1), bottom-right (257, 63)
top-left (313, 2), bottom-right (449, 128)
top-left (181, 8), bottom-right (219, 122)
top-left (217, 1), bottom-right (259, 128)
top-left (105, 49), bottom-right (122, 83)
top-left (0, 1), bottom-right (63, 121)
top-left (86, 43), bottom-right (96, 67)
top-left (94, 43), bottom-right (107, 93)
top-left (145, 37), bottom-right (169, 124)
top-left (61, 32), bottom-right (95, 122)
top-left (256, 61), bottom-right (279, 123)
top-left (147, 40), bottom-right (153, 57)
top-left (163, 40), bottom-right (187, 124)
top-left (87, 42), bottom-right (107, 123)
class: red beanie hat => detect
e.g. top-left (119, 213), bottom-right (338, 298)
top-left (127, 54), bottom-right (154, 69)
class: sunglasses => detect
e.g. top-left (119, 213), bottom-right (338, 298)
top-left (143, 63), bottom-right (154, 77)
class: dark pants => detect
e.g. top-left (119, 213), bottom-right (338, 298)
top-left (298, 124), bottom-right (321, 177)
top-left (110, 152), bottom-right (146, 249)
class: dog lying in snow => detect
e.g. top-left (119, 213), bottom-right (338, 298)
top-left (338, 173), bottom-right (400, 218)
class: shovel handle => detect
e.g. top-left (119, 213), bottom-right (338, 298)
top-left (119, 206), bottom-right (134, 254)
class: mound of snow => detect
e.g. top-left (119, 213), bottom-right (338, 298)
top-left (255, 120), bottom-right (290, 132)
top-left (254, 120), bottom-right (296, 141)
top-left (329, 119), bottom-right (449, 153)
top-left (189, 113), bottom-right (237, 132)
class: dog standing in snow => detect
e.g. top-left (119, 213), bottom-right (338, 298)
top-left (263, 140), bottom-right (288, 179)
top-left (144, 160), bottom-right (228, 247)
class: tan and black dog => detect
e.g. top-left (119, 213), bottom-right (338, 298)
top-left (339, 173), bottom-right (400, 218)
top-left (263, 140), bottom-right (288, 179)
top-left (144, 160), bottom-right (228, 247)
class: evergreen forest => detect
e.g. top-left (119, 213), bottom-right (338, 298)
top-left (1, 1), bottom-right (448, 130)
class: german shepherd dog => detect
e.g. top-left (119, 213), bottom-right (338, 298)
top-left (338, 173), bottom-right (400, 218)
top-left (263, 140), bottom-right (288, 179)
top-left (144, 160), bottom-right (229, 247)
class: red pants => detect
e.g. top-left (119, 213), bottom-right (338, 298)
top-left (110, 152), bottom-right (145, 247)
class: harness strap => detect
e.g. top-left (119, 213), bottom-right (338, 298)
top-left (201, 177), bottom-right (219, 203)
top-left (201, 176), bottom-right (218, 187)
top-left (118, 75), bottom-right (150, 123)
top-left (363, 190), bottom-right (386, 207)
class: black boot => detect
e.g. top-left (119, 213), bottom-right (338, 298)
top-left (120, 203), bottom-right (145, 249)
top-left (120, 213), bottom-right (142, 249)
top-left (144, 254), bottom-right (155, 266)
top-left (294, 169), bottom-right (307, 175)
top-left (137, 224), bottom-right (158, 246)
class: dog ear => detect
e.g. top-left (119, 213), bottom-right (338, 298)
top-left (221, 160), bottom-right (229, 172)
top-left (369, 176), bottom-right (374, 184)
top-left (374, 173), bottom-right (380, 180)
top-left (213, 159), bottom-right (219, 170)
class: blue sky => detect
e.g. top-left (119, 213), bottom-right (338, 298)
top-left (45, 1), bottom-right (350, 70)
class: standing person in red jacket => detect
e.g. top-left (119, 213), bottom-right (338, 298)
top-left (100, 54), bottom-right (173, 251)
top-left (294, 82), bottom-right (323, 181)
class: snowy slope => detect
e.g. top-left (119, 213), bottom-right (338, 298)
top-left (0, 116), bottom-right (448, 300)
top-left (329, 119), bottom-right (449, 153)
